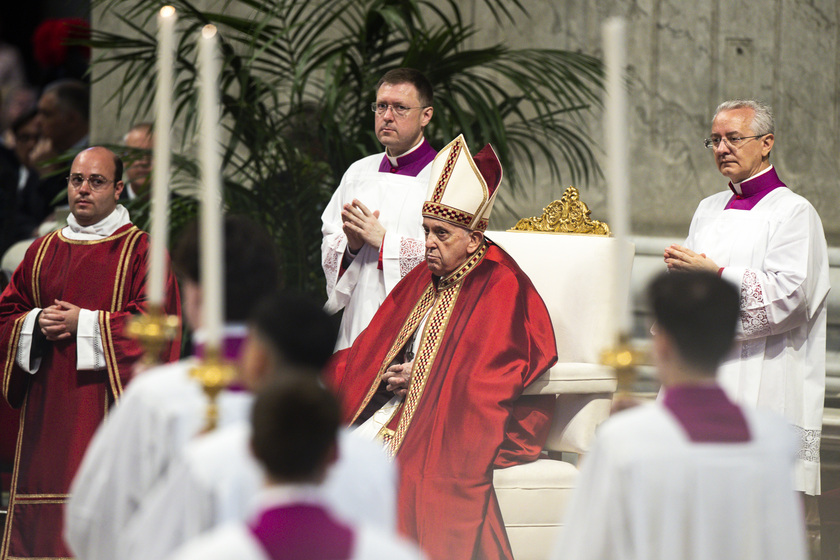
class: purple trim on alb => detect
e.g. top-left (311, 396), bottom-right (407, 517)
top-left (663, 385), bottom-right (750, 443)
top-left (249, 504), bottom-right (355, 559)
top-left (377, 138), bottom-right (437, 176)
top-left (725, 167), bottom-right (786, 210)
top-left (193, 332), bottom-right (247, 362)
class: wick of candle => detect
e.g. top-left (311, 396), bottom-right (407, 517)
top-left (202, 24), bottom-right (217, 38)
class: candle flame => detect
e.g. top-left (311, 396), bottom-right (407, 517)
top-left (160, 5), bottom-right (175, 17)
top-left (202, 24), bottom-right (217, 39)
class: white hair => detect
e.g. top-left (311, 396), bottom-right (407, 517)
top-left (713, 99), bottom-right (774, 136)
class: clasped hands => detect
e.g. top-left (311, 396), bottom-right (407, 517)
top-left (38, 299), bottom-right (81, 342)
top-left (663, 244), bottom-right (719, 273)
top-left (341, 199), bottom-right (385, 253)
top-left (382, 360), bottom-right (413, 398)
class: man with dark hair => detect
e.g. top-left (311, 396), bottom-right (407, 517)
top-left (118, 292), bottom-right (398, 560)
top-left (553, 272), bottom-right (807, 560)
top-left (0, 146), bottom-right (181, 560)
top-left (664, 99), bottom-right (829, 498)
top-left (32, 79), bottom-right (90, 218)
top-left (122, 122), bottom-right (153, 199)
top-left (0, 107), bottom-right (39, 253)
top-left (322, 68), bottom-right (436, 349)
top-left (65, 215), bottom-right (278, 560)
top-left (168, 377), bottom-right (422, 560)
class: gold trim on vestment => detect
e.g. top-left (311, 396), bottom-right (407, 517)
top-left (56, 224), bottom-right (138, 245)
top-left (1, 396), bottom-right (27, 560)
top-left (7, 557), bottom-right (74, 559)
top-left (101, 311), bottom-right (123, 401)
top-left (2, 316), bottom-right (24, 400)
top-left (112, 228), bottom-right (142, 313)
top-left (31, 232), bottom-right (59, 309)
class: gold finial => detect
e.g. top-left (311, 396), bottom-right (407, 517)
top-left (600, 332), bottom-right (645, 397)
top-left (509, 186), bottom-right (611, 235)
top-left (127, 305), bottom-right (181, 366)
top-left (189, 347), bottom-right (236, 431)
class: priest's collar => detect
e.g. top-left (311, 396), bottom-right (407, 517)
top-left (192, 323), bottom-right (249, 362)
top-left (435, 240), bottom-right (488, 291)
top-left (379, 138), bottom-right (435, 176)
top-left (64, 205), bottom-right (131, 240)
top-left (729, 164), bottom-right (774, 196)
top-left (725, 165), bottom-right (786, 211)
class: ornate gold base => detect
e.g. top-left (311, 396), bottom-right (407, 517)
top-left (601, 332), bottom-right (646, 397)
top-left (127, 305), bottom-right (181, 366)
top-left (189, 347), bottom-right (237, 431)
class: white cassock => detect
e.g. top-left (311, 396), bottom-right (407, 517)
top-left (166, 486), bottom-right (423, 560)
top-left (65, 331), bottom-right (253, 560)
top-left (684, 185), bottom-right (830, 495)
top-left (321, 152), bottom-right (431, 350)
top-left (119, 422), bottom-right (398, 560)
top-left (553, 403), bottom-right (807, 560)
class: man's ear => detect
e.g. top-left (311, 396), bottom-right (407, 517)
top-left (760, 133), bottom-right (774, 158)
top-left (467, 230), bottom-right (484, 254)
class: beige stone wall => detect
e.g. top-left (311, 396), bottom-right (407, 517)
top-left (476, 0), bottom-right (840, 244)
top-left (92, 0), bottom-right (840, 243)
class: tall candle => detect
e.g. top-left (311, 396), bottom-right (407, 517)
top-left (603, 17), bottom-right (632, 336)
top-left (148, 5), bottom-right (176, 307)
top-left (199, 24), bottom-right (224, 347)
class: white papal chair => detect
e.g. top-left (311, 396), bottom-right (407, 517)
top-left (487, 188), bottom-right (635, 559)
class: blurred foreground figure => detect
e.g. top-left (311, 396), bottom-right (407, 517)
top-left (553, 272), bottom-right (806, 560)
top-left (168, 376), bottom-right (423, 560)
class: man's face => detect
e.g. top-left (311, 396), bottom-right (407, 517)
top-left (423, 217), bottom-right (481, 277)
top-left (68, 147), bottom-right (125, 226)
top-left (374, 82), bottom-right (433, 157)
top-left (124, 127), bottom-right (154, 196)
top-left (37, 92), bottom-right (76, 150)
top-left (710, 108), bottom-right (774, 183)
top-left (13, 118), bottom-right (40, 168)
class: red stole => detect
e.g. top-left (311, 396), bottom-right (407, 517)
top-left (0, 224), bottom-right (181, 559)
top-left (325, 242), bottom-right (557, 560)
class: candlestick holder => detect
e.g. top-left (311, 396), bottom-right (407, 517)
top-left (127, 304), bottom-right (181, 366)
top-left (600, 331), bottom-right (645, 398)
top-left (188, 346), bottom-right (236, 431)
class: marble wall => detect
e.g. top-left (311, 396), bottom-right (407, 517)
top-left (91, 0), bottom-right (840, 243)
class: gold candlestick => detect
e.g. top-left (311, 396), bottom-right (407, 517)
top-left (601, 331), bottom-right (645, 398)
top-left (189, 346), bottom-right (236, 431)
top-left (127, 304), bottom-right (181, 366)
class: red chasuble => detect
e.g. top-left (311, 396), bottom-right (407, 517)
top-left (0, 224), bottom-right (181, 559)
top-left (324, 241), bottom-right (557, 560)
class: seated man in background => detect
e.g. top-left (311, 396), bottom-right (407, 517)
top-left (168, 376), bottom-right (422, 560)
top-left (117, 292), bottom-right (397, 560)
top-left (553, 271), bottom-right (806, 560)
top-left (325, 135), bottom-right (558, 560)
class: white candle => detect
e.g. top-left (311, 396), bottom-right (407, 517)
top-left (199, 24), bottom-right (224, 347)
top-left (603, 17), bottom-right (632, 336)
top-left (148, 5), bottom-right (176, 308)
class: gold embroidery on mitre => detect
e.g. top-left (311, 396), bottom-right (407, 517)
top-left (509, 186), bottom-right (610, 236)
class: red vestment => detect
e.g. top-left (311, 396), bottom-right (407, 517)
top-left (0, 224), bottom-right (181, 559)
top-left (324, 241), bottom-right (557, 560)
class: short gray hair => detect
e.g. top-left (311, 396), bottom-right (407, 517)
top-left (713, 99), bottom-right (774, 136)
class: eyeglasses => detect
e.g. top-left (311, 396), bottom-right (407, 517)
top-left (370, 102), bottom-right (428, 118)
top-left (67, 174), bottom-right (115, 191)
top-left (703, 134), bottom-right (766, 150)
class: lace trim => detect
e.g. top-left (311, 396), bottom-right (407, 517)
top-left (399, 238), bottom-right (425, 277)
top-left (324, 236), bottom-right (343, 295)
top-left (794, 426), bottom-right (821, 463)
top-left (740, 270), bottom-right (771, 337)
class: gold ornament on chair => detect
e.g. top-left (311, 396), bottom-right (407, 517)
top-left (509, 186), bottom-right (611, 236)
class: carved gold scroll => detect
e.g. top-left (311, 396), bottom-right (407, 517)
top-left (509, 186), bottom-right (611, 236)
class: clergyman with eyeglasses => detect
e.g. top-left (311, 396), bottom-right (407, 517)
top-left (663, 100), bottom-right (830, 503)
top-left (0, 146), bottom-right (182, 559)
top-left (321, 68), bottom-right (436, 351)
